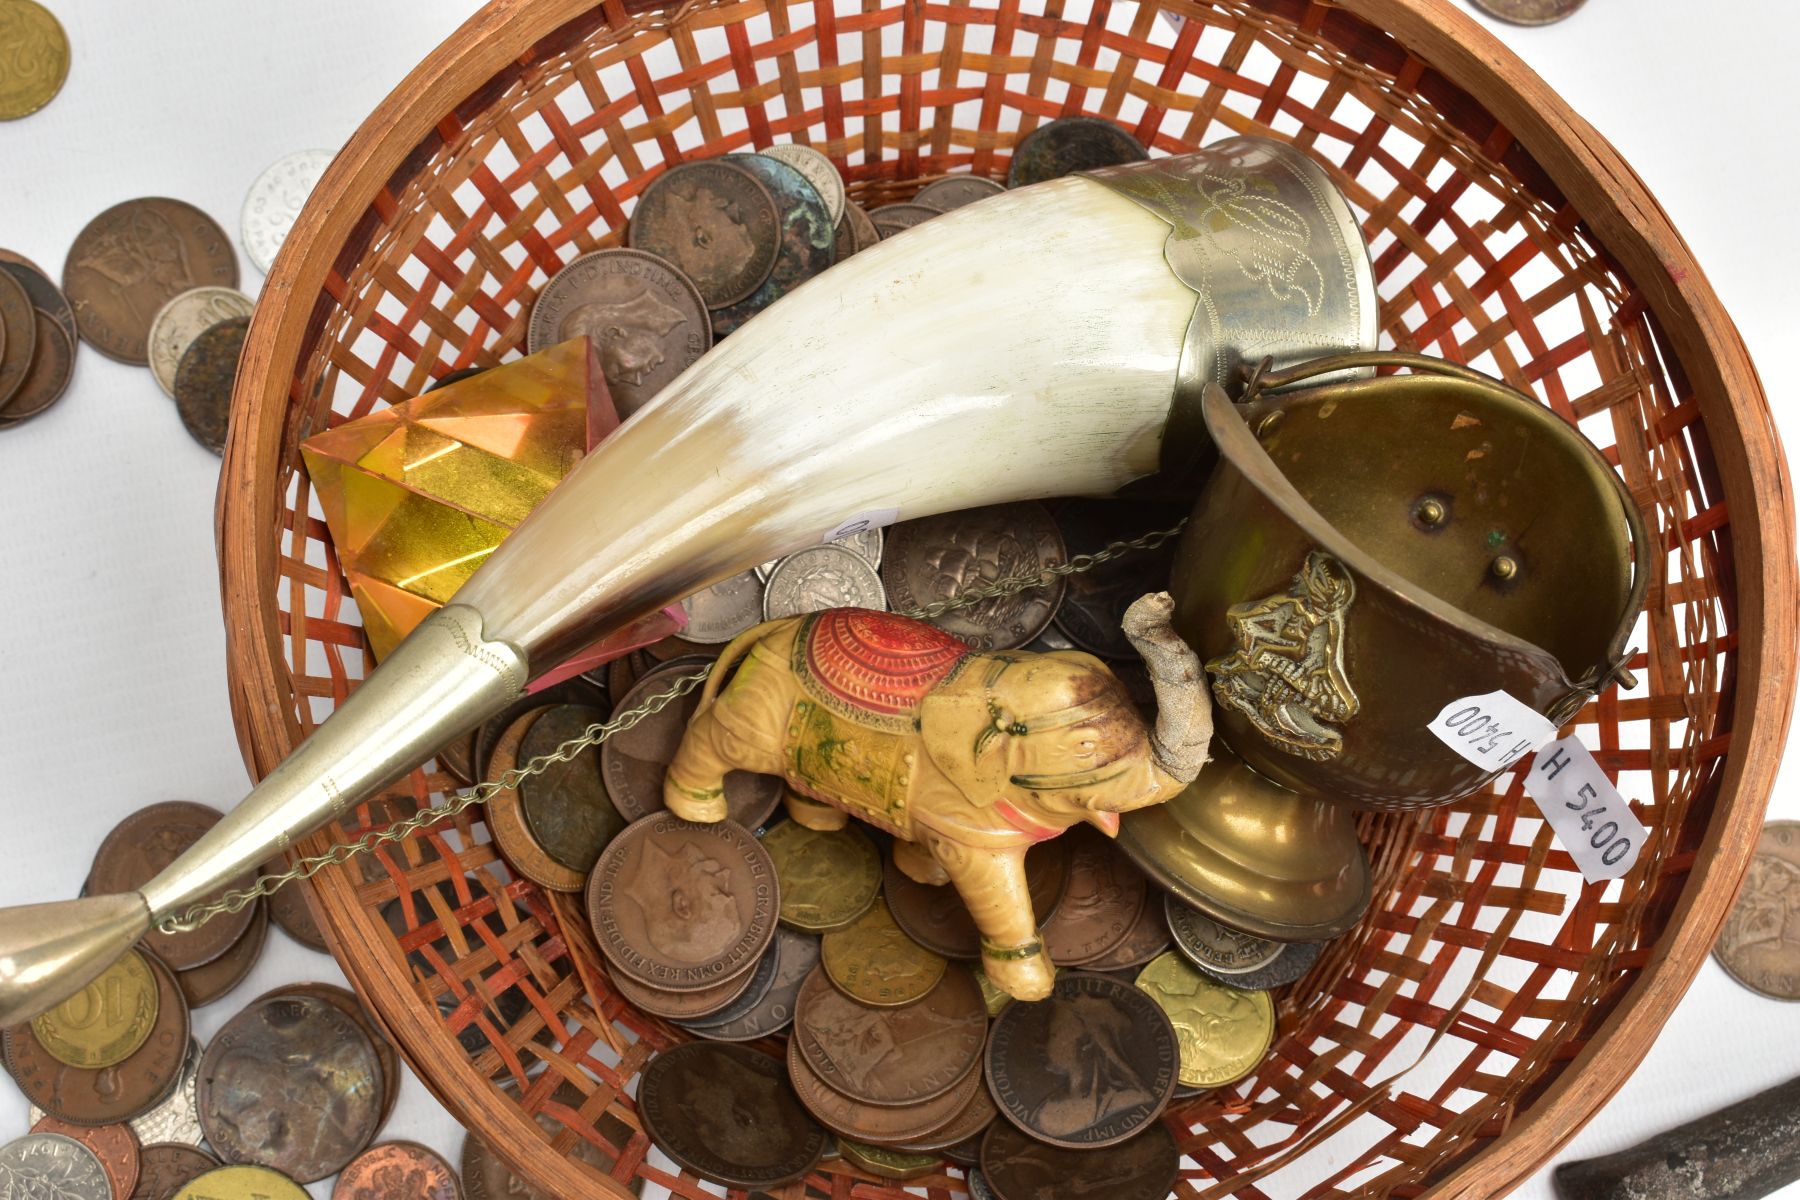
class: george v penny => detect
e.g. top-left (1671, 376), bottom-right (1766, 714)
top-left (132, 1142), bottom-right (221, 1200)
top-left (985, 970), bottom-right (1178, 1148)
top-left (980, 1119), bottom-right (1180, 1200)
top-left (639, 1042), bottom-right (827, 1190)
top-left (147, 287), bottom-right (255, 397)
top-left (0, 266), bottom-right (35, 407)
top-left (821, 898), bottom-right (947, 1007)
top-left (630, 160), bottom-right (782, 309)
top-left (0, 1133), bottom-right (109, 1199)
top-left (520, 703), bottom-right (625, 874)
top-left (332, 1141), bottom-right (460, 1200)
top-left (794, 963), bottom-right (984, 1106)
top-left (89, 802), bottom-right (257, 970)
top-left (786, 1032), bottom-right (985, 1144)
top-left (763, 819), bottom-right (881, 933)
top-left (1006, 115), bottom-right (1149, 188)
top-left (1135, 951), bottom-right (1273, 1088)
top-left (882, 502), bottom-right (1067, 649)
top-left (1040, 826), bottom-right (1148, 967)
top-left (709, 154), bottom-right (837, 339)
top-left (884, 838), bottom-right (1070, 961)
top-left (26, 1116), bottom-right (139, 1200)
top-left (679, 926), bottom-right (819, 1042)
top-left (63, 198), bottom-right (237, 363)
top-left (1715, 820), bottom-right (1800, 1000)
top-left (173, 315), bottom-right (248, 455)
top-left (913, 175), bottom-right (1006, 211)
top-left (0, 0), bottom-right (69, 121)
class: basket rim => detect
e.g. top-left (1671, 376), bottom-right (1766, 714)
top-left (215, 0), bottom-right (1800, 1196)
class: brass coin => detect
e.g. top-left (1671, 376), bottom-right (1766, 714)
top-left (710, 154), bottom-right (837, 339)
top-left (89, 802), bottom-right (257, 970)
top-left (176, 899), bottom-right (268, 1009)
top-left (881, 502), bottom-right (1067, 649)
top-left (332, 1141), bottom-right (460, 1200)
top-left (884, 838), bottom-right (1069, 960)
top-left (519, 703), bottom-right (625, 874)
top-left (171, 1166), bottom-right (310, 1200)
top-left (629, 160), bottom-right (782, 308)
top-left (27, 1116), bottom-right (139, 1200)
top-left (0, 265), bottom-right (35, 406)
top-left (786, 1033), bottom-right (985, 1144)
top-left (913, 175), bottom-right (1006, 212)
top-left (794, 964), bottom-right (984, 1106)
top-left (1715, 820), bottom-right (1800, 1000)
top-left (1040, 826), bottom-right (1149, 966)
top-left (485, 706), bottom-right (587, 892)
top-left (1006, 115), bottom-right (1149, 188)
top-left (252, 982), bottom-right (399, 1133)
top-left (1468, 0), bottom-right (1587, 24)
top-left (63, 199), bottom-right (237, 363)
top-left (0, 0), bottom-right (69, 120)
top-left (980, 1120), bottom-right (1180, 1200)
top-left (147, 286), bottom-right (255, 397)
top-left (837, 1138), bottom-right (938, 1181)
top-left (173, 315), bottom-right (248, 455)
top-left (0, 310), bottom-right (73, 426)
top-left (679, 925), bottom-right (820, 1042)
top-left (1135, 951), bottom-right (1274, 1088)
top-left (639, 1042), bottom-right (828, 1190)
top-left (820, 898), bottom-right (947, 1006)
top-left (763, 819), bottom-right (881, 932)
top-left (1165, 896), bottom-right (1283, 977)
top-left (610, 955), bottom-right (759, 1020)
top-left (868, 203), bottom-right (938, 238)
top-left (30, 947), bottom-right (160, 1068)
top-left (133, 1142), bottom-right (221, 1200)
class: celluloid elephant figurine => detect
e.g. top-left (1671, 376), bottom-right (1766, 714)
top-left (663, 591), bottom-right (1211, 1000)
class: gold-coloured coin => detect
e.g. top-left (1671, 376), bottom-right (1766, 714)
top-left (838, 1138), bottom-right (940, 1181)
top-left (0, 0), bottom-right (70, 121)
top-left (172, 1164), bottom-right (310, 1200)
top-left (821, 899), bottom-right (947, 1007)
top-left (28, 948), bottom-right (158, 1069)
top-left (762, 818), bottom-right (880, 932)
top-left (1134, 951), bottom-right (1273, 1088)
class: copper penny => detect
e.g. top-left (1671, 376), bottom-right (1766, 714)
top-left (461, 1082), bottom-right (640, 1198)
top-left (1039, 826), bottom-right (1148, 967)
top-left (1081, 888), bottom-right (1173, 972)
top-left (5, 950), bottom-right (190, 1126)
top-left (172, 314), bottom-right (248, 455)
top-left (640, 1042), bottom-right (826, 1190)
top-left (0, 310), bottom-right (73, 425)
top-left (62, 198), bottom-right (237, 363)
top-left (27, 1116), bottom-right (140, 1200)
top-left (980, 1119), bottom-right (1179, 1200)
top-left (0, 257), bottom-right (78, 358)
top-left (629, 160), bottom-right (782, 308)
top-left (884, 839), bottom-right (1070, 960)
top-left (176, 898), bottom-right (267, 1009)
top-left (984, 971), bottom-right (1178, 1148)
top-left (89, 801), bottom-right (257, 970)
top-left (520, 703), bottom-right (626, 874)
top-left (0, 266), bottom-right (35, 406)
top-left (262, 861), bottom-right (328, 953)
top-left (679, 926), bottom-right (820, 1042)
top-left (332, 1141), bottom-right (460, 1200)
top-left (131, 1142), bottom-right (220, 1200)
top-left (709, 153), bottom-right (837, 339)
top-left (661, 931), bottom-right (784, 1029)
top-left (1715, 819), bottom-right (1800, 1000)
top-left (881, 502), bottom-right (1067, 649)
top-left (1468, 0), bottom-right (1587, 24)
top-left (786, 1033), bottom-right (984, 1144)
top-left (471, 675), bottom-right (609, 782)
top-left (252, 982), bottom-right (399, 1133)
top-left (196, 992), bottom-right (382, 1182)
top-left (585, 812), bottom-right (778, 992)
top-left (1006, 115), bottom-right (1149, 188)
top-left (882, 1075), bottom-right (997, 1153)
top-left (609, 955), bottom-right (759, 1021)
top-left (794, 963), bottom-right (984, 1106)
top-left (486, 707), bottom-right (587, 892)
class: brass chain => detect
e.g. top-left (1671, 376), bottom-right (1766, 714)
top-left (159, 516), bottom-right (1187, 934)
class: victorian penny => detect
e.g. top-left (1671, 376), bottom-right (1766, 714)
top-left (147, 287), bottom-right (255, 397)
top-left (610, 956), bottom-right (759, 1021)
top-left (679, 926), bottom-right (820, 1042)
top-left (913, 175), bottom-right (1006, 211)
top-left (882, 502), bottom-right (1067, 649)
top-left (794, 963), bottom-right (984, 1106)
top-left (240, 149), bottom-right (335, 274)
top-left (869, 204), bottom-right (938, 238)
top-left (985, 970), bottom-right (1178, 1148)
top-left (262, 860), bottom-right (329, 953)
top-left (486, 707), bottom-right (586, 892)
top-left (89, 802), bottom-right (257, 970)
top-left (460, 1082), bottom-right (640, 1198)
top-left (764, 819), bottom-right (881, 932)
top-left (332, 1141), bottom-right (460, 1200)
top-left (1050, 498), bottom-right (1184, 660)
top-left (586, 812), bottom-right (778, 992)
top-left (27, 1116), bottom-right (139, 1200)
top-left (709, 154), bottom-right (837, 339)
top-left (1715, 820), bottom-right (1800, 1000)
top-left (5, 951), bottom-right (189, 1125)
top-left (0, 312), bottom-right (73, 425)
top-left (820, 898), bottom-right (948, 1007)
top-left (253, 982), bottom-right (399, 1132)
top-left (0, 0), bottom-right (69, 120)
top-left (29, 947), bottom-right (159, 1068)
top-left (170, 1166), bottom-right (309, 1200)
top-left (980, 1119), bottom-right (1180, 1200)
top-left (1468, 0), bottom-right (1587, 24)
top-left (1006, 115), bottom-right (1149, 188)
top-left (1081, 889), bottom-right (1175, 972)
top-left (176, 899), bottom-right (268, 1009)
top-left (884, 839), bottom-right (1070, 961)
top-left (837, 1138), bottom-right (938, 1181)
top-left (519, 703), bottom-right (625, 874)
top-left (132, 1142), bottom-right (221, 1200)
top-left (128, 1038), bottom-right (204, 1148)
top-left (630, 160), bottom-right (782, 308)
top-left (760, 144), bottom-right (847, 224)
top-left (0, 1134), bottom-right (108, 1198)
top-left (197, 992), bottom-right (383, 1181)
top-left (173, 315), bottom-right (248, 455)
top-left (840, 202), bottom-right (879, 254)
top-left (786, 1033), bottom-right (984, 1144)
top-left (1040, 827), bottom-right (1148, 966)
top-left (763, 544), bottom-right (887, 619)
top-left (678, 570), bottom-right (766, 644)
top-left (0, 267), bottom-right (35, 406)
top-left (63, 198), bottom-right (237, 363)
top-left (1135, 951), bottom-right (1273, 1088)
top-left (1165, 897), bottom-right (1283, 977)
top-left (525, 247), bottom-right (712, 416)
top-left (640, 1042), bottom-right (828, 1190)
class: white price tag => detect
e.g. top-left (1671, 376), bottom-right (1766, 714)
top-left (1523, 736), bottom-right (1646, 881)
top-left (1425, 690), bottom-right (1559, 772)
top-left (822, 508), bottom-right (899, 543)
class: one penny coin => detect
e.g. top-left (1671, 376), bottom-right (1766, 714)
top-left (147, 287), bottom-right (255, 397)
top-left (1040, 827), bottom-right (1148, 967)
top-left (173, 314), bottom-right (248, 455)
top-left (1006, 115), bottom-right (1149, 188)
top-left (1165, 897), bottom-right (1283, 977)
top-left (89, 801), bottom-right (257, 970)
top-left (882, 502), bottom-right (1067, 649)
top-left (485, 707), bottom-right (586, 892)
top-left (786, 1033), bottom-right (985, 1144)
top-left (1715, 820), bottom-right (1800, 1000)
top-left (820, 898), bottom-right (947, 1007)
top-left (1468, 0), bottom-right (1587, 24)
top-left (63, 198), bottom-right (237, 363)
top-left (332, 1141), bottom-right (460, 1200)
top-left (883, 1075), bottom-right (997, 1154)
top-left (26, 1116), bottom-right (139, 1200)
top-left (0, 0), bottom-right (69, 121)
top-left (0, 255), bottom-right (76, 343)
top-left (0, 1133), bottom-right (108, 1198)
top-left (759, 144), bottom-right (847, 225)
top-left (519, 703), bottom-right (626, 875)
top-left (664, 930), bottom-right (784, 1029)
top-left (0, 311), bottom-right (73, 426)
top-left (980, 1119), bottom-right (1179, 1200)
top-left (763, 819), bottom-right (881, 932)
top-left (585, 812), bottom-right (778, 992)
top-left (839, 202), bottom-right (879, 255)
top-left (610, 955), bottom-right (759, 1021)
top-left (639, 1042), bottom-right (828, 1190)
top-left (679, 926), bottom-right (819, 1042)
top-left (252, 981), bottom-right (399, 1133)
top-left (132, 1142), bottom-right (221, 1200)
top-left (913, 175), bottom-right (1006, 211)
top-left (262, 863), bottom-right (328, 953)
top-left (176, 899), bottom-right (268, 1009)
top-left (1135, 951), bottom-right (1274, 1089)
top-left (0, 266), bottom-right (35, 406)
top-left (794, 964), bottom-right (984, 1106)
top-left (170, 1165), bottom-right (310, 1200)
top-left (630, 160), bottom-right (782, 309)
top-left (985, 971), bottom-right (1178, 1148)
top-left (1081, 888), bottom-right (1175, 973)
top-left (884, 838), bottom-right (1069, 960)
top-left (29, 947), bottom-right (159, 1069)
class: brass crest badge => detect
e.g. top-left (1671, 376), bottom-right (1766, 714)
top-left (1206, 551), bottom-right (1359, 761)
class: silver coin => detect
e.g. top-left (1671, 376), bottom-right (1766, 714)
top-left (241, 149), bottom-right (335, 274)
top-left (870, 203), bottom-right (939, 238)
top-left (678, 569), bottom-right (767, 644)
top-left (146, 287), bottom-right (255, 396)
top-left (763, 543), bottom-right (886, 619)
top-left (913, 175), bottom-right (1006, 212)
top-left (129, 1035), bottom-right (206, 1146)
top-left (756, 527), bottom-right (882, 579)
top-left (758, 144), bottom-right (846, 226)
top-left (0, 1133), bottom-right (111, 1199)
top-left (1165, 896), bottom-right (1283, 976)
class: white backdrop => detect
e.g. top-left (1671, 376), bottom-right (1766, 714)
top-left (0, 1), bottom-right (1795, 1196)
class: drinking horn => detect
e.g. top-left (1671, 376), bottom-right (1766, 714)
top-left (0, 135), bottom-right (1375, 1026)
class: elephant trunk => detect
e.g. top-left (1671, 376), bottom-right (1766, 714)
top-left (1122, 592), bottom-right (1212, 784)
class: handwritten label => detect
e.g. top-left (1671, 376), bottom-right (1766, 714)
top-left (1523, 736), bottom-right (1646, 881)
top-left (1426, 690), bottom-right (1559, 772)
top-left (822, 508), bottom-right (900, 544)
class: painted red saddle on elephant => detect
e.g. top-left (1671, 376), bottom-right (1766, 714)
top-left (797, 608), bottom-right (970, 718)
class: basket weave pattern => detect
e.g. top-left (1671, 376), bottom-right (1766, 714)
top-left (218, 0), bottom-right (1794, 1197)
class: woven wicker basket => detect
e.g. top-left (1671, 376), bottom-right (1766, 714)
top-left (217, 0), bottom-right (1798, 1195)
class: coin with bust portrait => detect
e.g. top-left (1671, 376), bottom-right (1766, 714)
top-left (820, 897), bottom-right (947, 1007)
top-left (1715, 820), bottom-right (1800, 1001)
top-left (763, 543), bottom-right (887, 619)
top-left (332, 1141), bottom-right (460, 1200)
top-left (882, 502), bottom-right (1066, 649)
top-left (173, 315), bottom-right (249, 455)
top-left (678, 569), bottom-right (766, 644)
top-left (630, 160), bottom-right (782, 309)
top-left (1006, 115), bottom-right (1148, 188)
top-left (786, 1032), bottom-right (985, 1144)
top-left (62, 198), bottom-right (237, 363)
top-left (980, 1119), bottom-right (1180, 1200)
top-left (764, 818), bottom-right (881, 932)
top-left (639, 1042), bottom-right (827, 1190)
top-left (1135, 950), bottom-right (1273, 1088)
top-left (759, 144), bottom-right (847, 224)
top-left (794, 962), bottom-right (984, 1106)
top-left (519, 703), bottom-right (625, 874)
top-left (132, 1142), bottom-right (221, 1200)
top-left (709, 153), bottom-right (837, 338)
top-left (89, 802), bottom-right (258, 970)
top-left (1040, 826), bottom-right (1148, 967)
top-left (253, 981), bottom-right (399, 1132)
top-left (664, 927), bottom-right (783, 1028)
top-left (0, 1133), bottom-right (109, 1200)
top-left (610, 953), bottom-right (761, 1021)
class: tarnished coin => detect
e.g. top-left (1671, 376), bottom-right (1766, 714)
top-left (640, 1042), bottom-right (828, 1190)
top-left (985, 970), bottom-right (1178, 1148)
top-left (147, 287), bottom-right (255, 396)
top-left (0, 256), bottom-right (77, 347)
top-left (840, 202), bottom-right (879, 255)
top-left (1040, 826), bottom-right (1149, 966)
top-left (1205, 936), bottom-right (1324, 992)
top-left (132, 1143), bottom-right (221, 1200)
top-left (869, 203), bottom-right (938, 238)
top-left (884, 839), bottom-right (1070, 961)
top-left (711, 154), bottom-right (838, 338)
top-left (332, 1141), bottom-right (460, 1200)
top-left (885, 1075), bottom-right (998, 1154)
top-left (679, 569), bottom-right (767, 643)
top-left (171, 1166), bottom-right (309, 1200)
top-left (1468, 0), bottom-right (1586, 23)
top-left (1135, 951), bottom-right (1274, 1088)
top-left (1050, 498), bottom-right (1183, 659)
top-left (821, 898), bottom-right (947, 1007)
top-left (764, 819), bottom-right (881, 932)
top-left (526, 247), bottom-right (711, 416)
top-left (197, 993), bottom-right (383, 1182)
top-left (0, 1133), bottom-right (109, 1199)
top-left (630, 160), bottom-right (782, 308)
top-left (486, 707), bottom-right (587, 891)
top-left (263, 859), bottom-right (328, 953)
top-left (26, 1117), bottom-right (138, 1200)
top-left (786, 1032), bottom-right (985, 1144)
top-left (980, 1120), bottom-right (1180, 1200)
top-left (128, 1038), bottom-right (204, 1148)
top-left (914, 175), bottom-right (1006, 211)
top-left (679, 926), bottom-right (819, 1041)
top-left (176, 899), bottom-right (268, 1009)
top-left (1007, 115), bottom-right (1148, 187)
top-left (253, 982), bottom-right (399, 1133)
top-left (764, 543), bottom-right (887, 619)
top-left (519, 703), bottom-right (624, 874)
top-left (586, 812), bottom-right (778, 992)
top-left (30, 947), bottom-right (159, 1068)
top-left (0, 266), bottom-right (35, 406)
top-left (758, 527), bottom-right (882, 579)
top-left (460, 1082), bottom-right (640, 1198)
top-left (0, 0), bottom-right (69, 120)
top-left (1081, 888), bottom-right (1175, 972)
top-left (611, 953), bottom-right (761, 1020)
top-left (795, 963), bottom-right (984, 1106)
top-left (664, 928), bottom-right (783, 1027)
top-left (1715, 820), bottom-right (1800, 1000)
top-left (63, 198), bottom-right (237, 363)
top-left (1165, 897), bottom-right (1283, 977)
top-left (760, 144), bottom-right (847, 224)
top-left (240, 149), bottom-right (335, 274)
top-left (838, 1139), bottom-right (937, 1181)
top-left (0, 309), bottom-right (73, 426)
top-left (90, 801), bottom-right (257, 970)
top-left (173, 315), bottom-right (248, 455)
top-left (882, 502), bottom-right (1066, 649)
